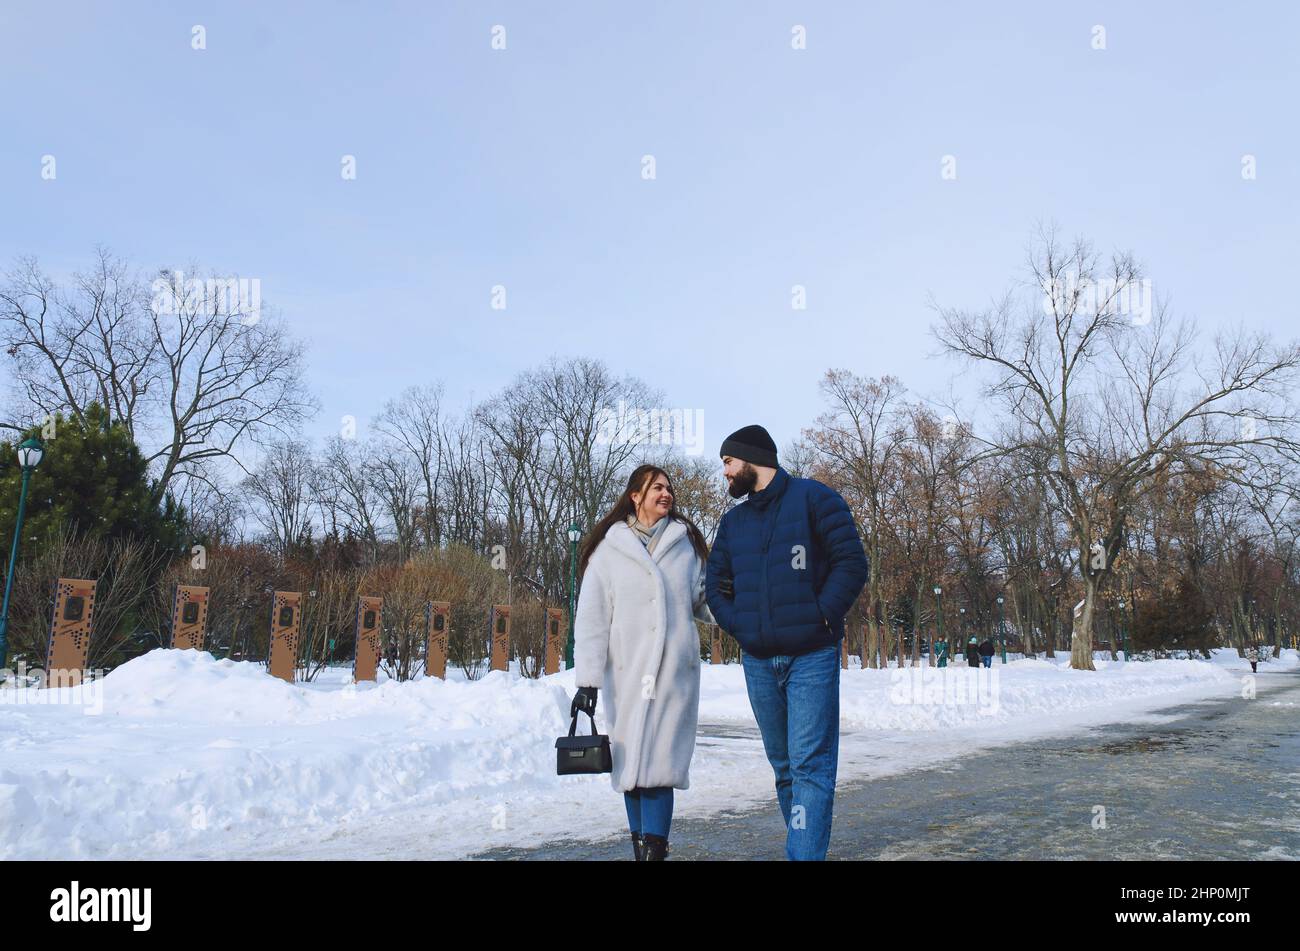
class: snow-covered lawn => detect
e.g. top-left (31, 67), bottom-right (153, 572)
top-left (0, 647), bottom-right (1291, 860)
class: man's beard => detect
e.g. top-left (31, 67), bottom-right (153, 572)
top-left (726, 462), bottom-right (759, 499)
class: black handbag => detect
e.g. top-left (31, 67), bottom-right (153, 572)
top-left (555, 709), bottom-right (612, 775)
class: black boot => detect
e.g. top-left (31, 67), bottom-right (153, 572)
top-left (642, 833), bottom-right (670, 861)
top-left (630, 831), bottom-right (644, 861)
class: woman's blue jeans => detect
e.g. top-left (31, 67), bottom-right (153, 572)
top-left (624, 786), bottom-right (674, 838)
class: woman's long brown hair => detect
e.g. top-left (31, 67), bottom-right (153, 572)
top-left (578, 464), bottom-right (709, 577)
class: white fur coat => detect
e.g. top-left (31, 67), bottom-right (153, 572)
top-left (573, 517), bottom-right (714, 792)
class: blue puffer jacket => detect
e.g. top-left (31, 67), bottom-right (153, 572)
top-left (705, 467), bottom-right (869, 659)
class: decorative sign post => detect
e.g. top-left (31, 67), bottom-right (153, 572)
top-left (489, 604), bottom-right (510, 672)
top-left (353, 596), bottom-right (383, 683)
top-left (544, 607), bottom-right (565, 675)
top-left (267, 591), bottom-right (302, 683)
top-left (710, 624), bottom-right (723, 665)
top-left (170, 585), bottom-right (210, 651)
top-left (426, 601), bottom-right (450, 680)
top-left (46, 577), bottom-right (97, 687)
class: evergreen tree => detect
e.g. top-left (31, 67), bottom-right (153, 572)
top-left (1132, 574), bottom-right (1217, 656)
top-left (0, 403), bottom-right (188, 551)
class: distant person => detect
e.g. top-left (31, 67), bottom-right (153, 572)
top-left (935, 638), bottom-right (949, 668)
top-left (572, 464), bottom-right (714, 861)
top-left (979, 638), bottom-right (995, 668)
top-left (1245, 645), bottom-right (1259, 673)
top-left (705, 425), bottom-right (870, 861)
top-left (965, 636), bottom-right (980, 668)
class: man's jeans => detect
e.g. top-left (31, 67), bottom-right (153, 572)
top-left (740, 643), bottom-right (841, 860)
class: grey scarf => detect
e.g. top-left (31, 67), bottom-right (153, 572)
top-left (627, 513), bottom-right (671, 556)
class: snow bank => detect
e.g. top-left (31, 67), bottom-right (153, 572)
top-left (0, 650), bottom-right (572, 860)
top-left (0, 647), bottom-right (1286, 860)
top-left (698, 648), bottom-right (1280, 729)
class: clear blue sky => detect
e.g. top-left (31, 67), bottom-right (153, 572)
top-left (2, 1), bottom-right (1295, 458)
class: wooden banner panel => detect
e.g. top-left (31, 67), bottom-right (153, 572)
top-left (353, 596), bottom-right (383, 683)
top-left (426, 601), bottom-right (450, 680)
top-left (711, 624), bottom-right (723, 665)
top-left (267, 591), bottom-right (302, 683)
top-left (171, 585), bottom-right (210, 651)
top-left (489, 604), bottom-right (511, 672)
top-left (46, 577), bottom-right (97, 687)
top-left (544, 607), bottom-right (565, 675)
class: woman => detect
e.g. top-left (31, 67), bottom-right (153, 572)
top-left (571, 464), bottom-right (714, 860)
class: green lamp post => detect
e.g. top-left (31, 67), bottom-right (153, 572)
top-left (565, 521), bottom-right (581, 670)
top-left (0, 436), bottom-right (45, 671)
top-left (1117, 599), bottom-right (1128, 661)
top-left (996, 595), bottom-right (1007, 663)
top-left (934, 585), bottom-right (946, 667)
top-left (959, 606), bottom-right (967, 663)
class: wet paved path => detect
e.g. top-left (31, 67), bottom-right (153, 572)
top-left (474, 670), bottom-right (1300, 860)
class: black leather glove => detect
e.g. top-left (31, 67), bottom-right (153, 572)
top-left (571, 686), bottom-right (598, 718)
top-left (718, 576), bottom-right (734, 599)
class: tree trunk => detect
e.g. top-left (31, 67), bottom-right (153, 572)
top-left (1040, 598), bottom-right (1054, 658)
top-left (1071, 576), bottom-right (1098, 671)
top-left (1271, 592), bottom-right (1282, 657)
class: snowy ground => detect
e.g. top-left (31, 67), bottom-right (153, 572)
top-left (0, 647), bottom-right (1292, 860)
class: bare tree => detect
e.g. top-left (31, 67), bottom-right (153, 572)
top-left (242, 438), bottom-right (315, 558)
top-left (312, 436), bottom-right (384, 561)
top-left (935, 227), bottom-right (1300, 668)
top-left (806, 371), bottom-right (904, 668)
top-left (1, 253), bottom-right (319, 505)
top-left (0, 250), bottom-right (156, 436)
top-left (375, 384), bottom-right (446, 549)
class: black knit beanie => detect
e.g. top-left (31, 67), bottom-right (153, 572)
top-left (719, 424), bottom-right (778, 468)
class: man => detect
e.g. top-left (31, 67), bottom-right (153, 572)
top-left (705, 424), bottom-right (869, 860)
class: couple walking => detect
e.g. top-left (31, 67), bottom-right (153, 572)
top-left (571, 425), bottom-right (870, 860)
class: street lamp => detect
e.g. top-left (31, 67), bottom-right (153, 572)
top-left (933, 585), bottom-right (945, 667)
top-left (1117, 599), bottom-right (1128, 661)
top-left (566, 521), bottom-right (581, 670)
top-left (996, 595), bottom-right (1006, 663)
top-left (0, 436), bottom-right (45, 670)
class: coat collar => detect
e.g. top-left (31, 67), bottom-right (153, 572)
top-left (746, 466), bottom-right (790, 510)
top-left (604, 516), bottom-right (687, 566)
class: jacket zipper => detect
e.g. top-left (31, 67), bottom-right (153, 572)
top-left (759, 534), bottom-right (769, 655)
top-left (757, 487), bottom-right (785, 656)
